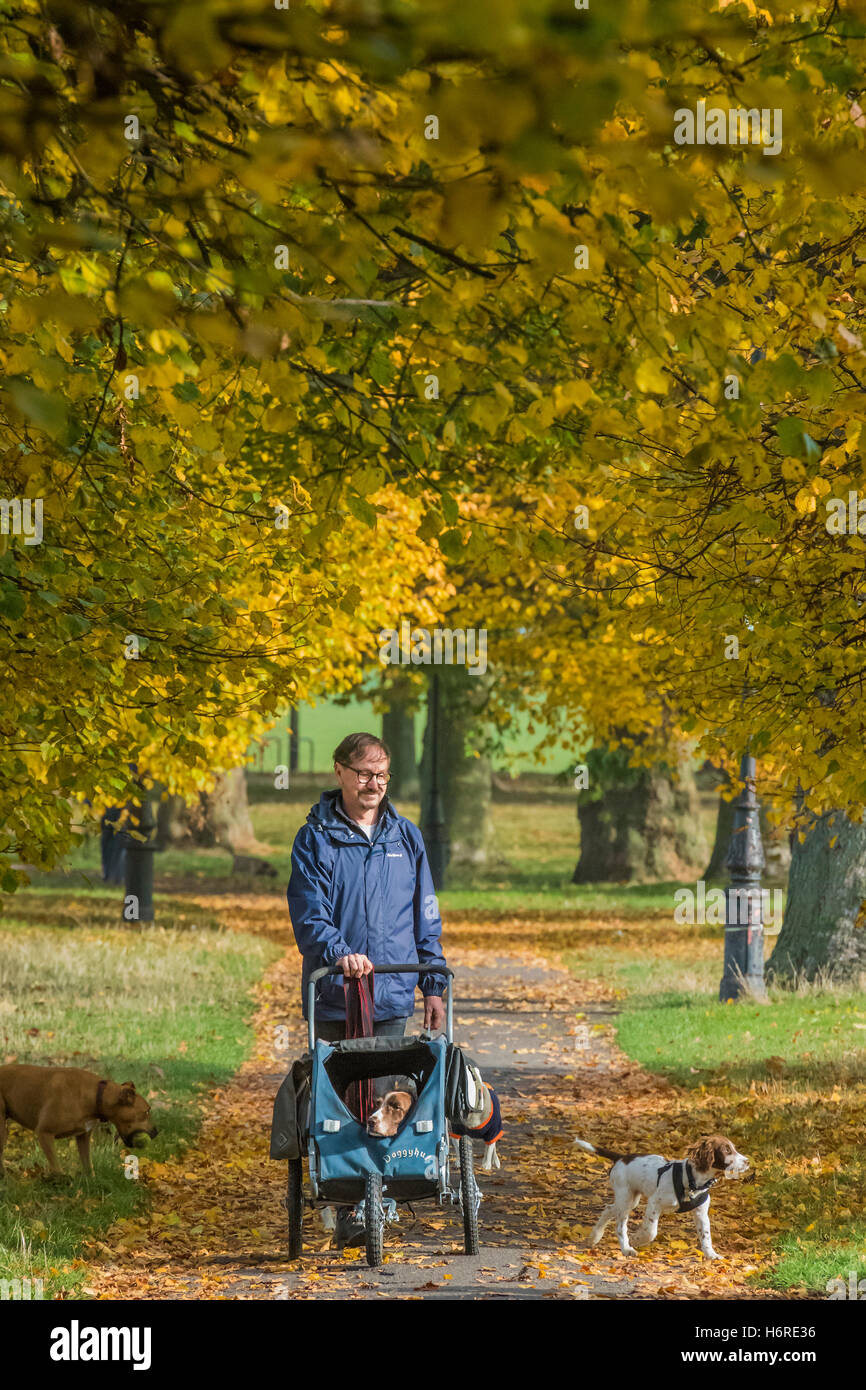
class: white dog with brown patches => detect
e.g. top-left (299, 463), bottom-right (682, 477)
top-left (366, 1090), bottom-right (414, 1138)
top-left (575, 1133), bottom-right (750, 1260)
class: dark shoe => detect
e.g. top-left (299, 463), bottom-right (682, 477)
top-left (333, 1206), bottom-right (365, 1250)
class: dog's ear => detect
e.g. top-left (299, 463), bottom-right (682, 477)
top-left (686, 1137), bottom-right (716, 1172)
top-left (119, 1083), bottom-right (137, 1104)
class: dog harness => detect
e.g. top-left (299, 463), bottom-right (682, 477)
top-left (656, 1159), bottom-right (717, 1212)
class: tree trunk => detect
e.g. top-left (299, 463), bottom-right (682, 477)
top-left (200, 767), bottom-right (258, 851)
top-left (154, 790), bottom-right (190, 850)
top-left (419, 666), bottom-right (494, 869)
top-left (767, 811), bottom-right (866, 985)
top-left (573, 751), bottom-right (708, 884)
top-left (382, 682), bottom-right (419, 801)
top-left (154, 769), bottom-right (270, 872)
top-left (703, 790), bottom-right (735, 881)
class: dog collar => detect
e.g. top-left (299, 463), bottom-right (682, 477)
top-left (95, 1079), bottom-right (109, 1121)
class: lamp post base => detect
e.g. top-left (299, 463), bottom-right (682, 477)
top-left (719, 911), bottom-right (767, 1002)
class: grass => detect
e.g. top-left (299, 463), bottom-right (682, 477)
top-left (560, 922), bottom-right (866, 1295)
top-left (7, 778), bottom-right (863, 1297)
top-left (244, 697), bottom-right (580, 775)
top-left (0, 908), bottom-right (278, 1298)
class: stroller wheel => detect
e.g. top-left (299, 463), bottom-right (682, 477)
top-left (459, 1136), bottom-right (480, 1255)
top-left (364, 1171), bottom-right (384, 1268)
top-left (287, 1157), bottom-right (303, 1260)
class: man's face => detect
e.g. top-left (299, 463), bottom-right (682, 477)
top-left (335, 747), bottom-right (390, 820)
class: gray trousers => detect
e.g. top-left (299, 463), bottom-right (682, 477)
top-left (314, 1015), bottom-right (408, 1043)
top-left (316, 1015), bottom-right (409, 1103)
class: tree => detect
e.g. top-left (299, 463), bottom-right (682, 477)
top-left (768, 812), bottom-right (866, 986)
top-left (573, 745), bottom-right (707, 884)
top-left (420, 666), bottom-right (494, 871)
top-left (3, 0), bottom-right (866, 934)
top-left (381, 680), bottom-right (419, 802)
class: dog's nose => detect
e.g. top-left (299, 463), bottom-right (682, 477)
top-left (150, 1127), bottom-right (159, 1138)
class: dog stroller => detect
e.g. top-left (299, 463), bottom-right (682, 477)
top-left (271, 962), bottom-right (481, 1268)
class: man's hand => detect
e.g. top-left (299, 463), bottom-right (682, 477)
top-left (423, 995), bottom-right (446, 1032)
top-left (337, 953), bottom-right (374, 979)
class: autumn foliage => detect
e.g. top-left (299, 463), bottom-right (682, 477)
top-left (2, 0), bottom-right (866, 878)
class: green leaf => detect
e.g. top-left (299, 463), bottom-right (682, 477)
top-left (345, 494), bottom-right (378, 527)
top-left (0, 580), bottom-right (25, 619)
top-left (6, 381), bottom-right (69, 436)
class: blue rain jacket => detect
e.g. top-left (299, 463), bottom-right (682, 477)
top-left (287, 790), bottom-right (447, 1022)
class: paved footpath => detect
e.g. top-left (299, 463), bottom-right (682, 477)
top-left (229, 956), bottom-right (635, 1301)
top-left (89, 943), bottom-right (788, 1301)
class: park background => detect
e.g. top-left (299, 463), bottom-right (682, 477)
top-left (2, 0), bottom-right (866, 1303)
top-left (3, 684), bottom-right (864, 1300)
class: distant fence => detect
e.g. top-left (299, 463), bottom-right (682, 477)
top-left (253, 734), bottom-right (315, 774)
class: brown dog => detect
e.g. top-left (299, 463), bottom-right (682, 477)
top-left (0, 1064), bottom-right (158, 1178)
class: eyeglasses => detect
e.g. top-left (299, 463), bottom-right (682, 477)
top-left (339, 763), bottom-right (391, 786)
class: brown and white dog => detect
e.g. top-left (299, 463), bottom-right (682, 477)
top-left (575, 1133), bottom-right (750, 1259)
top-left (366, 1090), bottom-right (414, 1138)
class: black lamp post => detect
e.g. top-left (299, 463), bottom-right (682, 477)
top-left (719, 753), bottom-right (767, 1001)
top-left (288, 705), bottom-right (299, 777)
top-left (100, 808), bottom-right (127, 885)
top-left (123, 788), bottom-right (156, 923)
top-left (423, 670), bottom-right (449, 890)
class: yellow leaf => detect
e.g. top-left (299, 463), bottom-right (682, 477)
top-left (794, 488), bottom-right (817, 513)
top-left (635, 356), bottom-right (668, 394)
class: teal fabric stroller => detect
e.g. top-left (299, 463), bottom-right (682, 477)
top-left (280, 962), bottom-right (481, 1267)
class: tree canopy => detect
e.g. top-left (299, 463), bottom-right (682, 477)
top-left (2, 0), bottom-right (865, 883)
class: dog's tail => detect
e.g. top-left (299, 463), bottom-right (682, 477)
top-left (574, 1137), bottom-right (627, 1163)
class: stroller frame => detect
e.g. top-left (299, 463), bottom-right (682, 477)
top-left (285, 961), bottom-right (481, 1267)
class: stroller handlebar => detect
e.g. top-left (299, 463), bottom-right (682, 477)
top-left (307, 960), bottom-right (454, 1049)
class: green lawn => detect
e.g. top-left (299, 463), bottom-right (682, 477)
top-left (25, 749), bottom-right (734, 919)
top-left (9, 778), bottom-right (859, 1297)
top-left (34, 781), bottom-right (703, 915)
top-left (0, 912), bottom-right (278, 1298)
top-left (245, 698), bottom-right (581, 775)
top-left (561, 926), bottom-right (866, 1294)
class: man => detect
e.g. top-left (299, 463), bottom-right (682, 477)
top-left (287, 730), bottom-right (448, 1247)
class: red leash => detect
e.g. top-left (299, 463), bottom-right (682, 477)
top-left (345, 969), bottom-right (375, 1120)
